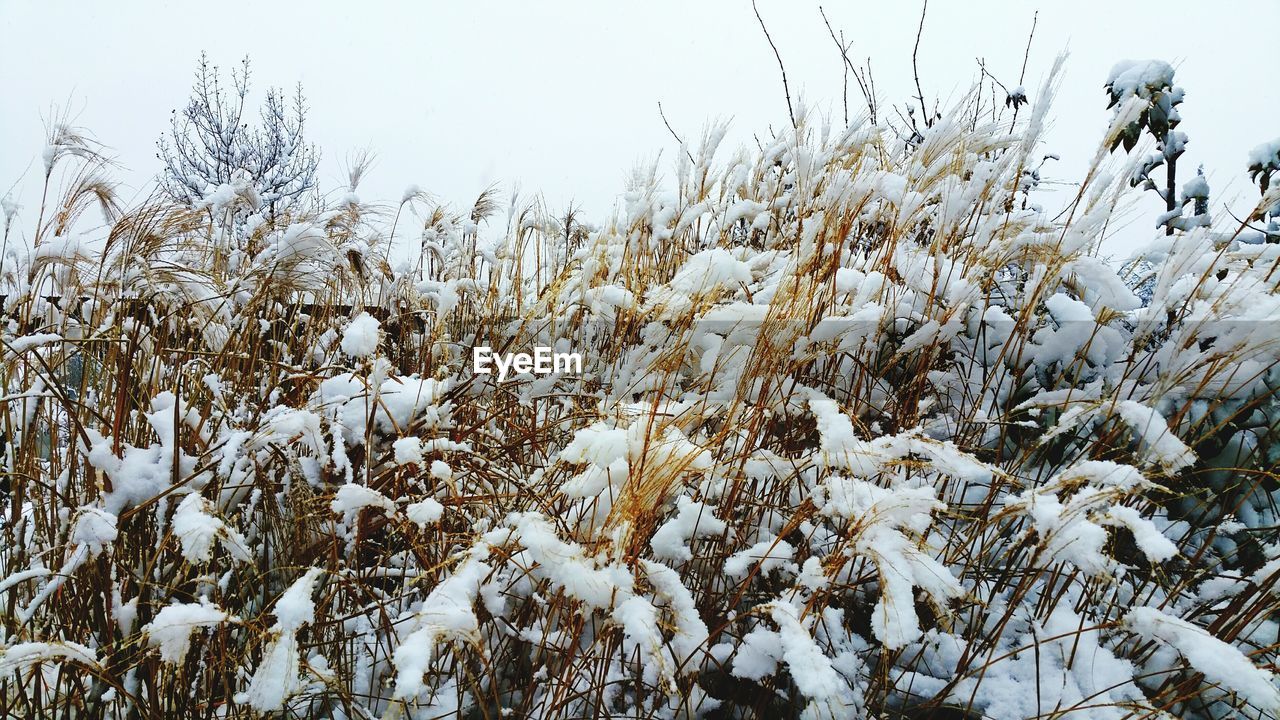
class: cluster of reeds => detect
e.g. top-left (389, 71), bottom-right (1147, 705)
top-left (2, 61), bottom-right (1279, 720)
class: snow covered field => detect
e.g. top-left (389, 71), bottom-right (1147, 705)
top-left (3, 12), bottom-right (1280, 719)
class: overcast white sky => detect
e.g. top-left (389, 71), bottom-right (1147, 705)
top-left (3, 1), bottom-right (1278, 257)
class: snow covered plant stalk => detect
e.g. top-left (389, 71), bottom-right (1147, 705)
top-left (4, 54), bottom-right (1280, 720)
top-left (243, 568), bottom-right (325, 712)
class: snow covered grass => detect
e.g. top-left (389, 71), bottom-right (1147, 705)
top-left (2, 68), bottom-right (1280, 719)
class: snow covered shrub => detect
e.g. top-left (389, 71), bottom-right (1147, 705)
top-left (1248, 138), bottom-right (1280, 242)
top-left (1105, 59), bottom-right (1199, 234)
top-left (2, 57), bottom-right (1280, 719)
top-left (158, 53), bottom-right (320, 221)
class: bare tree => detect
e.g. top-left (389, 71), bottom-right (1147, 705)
top-left (157, 53), bottom-right (319, 220)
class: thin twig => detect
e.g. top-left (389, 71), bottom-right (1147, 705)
top-left (866, 56), bottom-right (878, 119)
top-left (977, 58), bottom-right (1011, 96)
top-left (1018, 11), bottom-right (1038, 86)
top-left (912, 0), bottom-right (931, 126)
top-left (658, 102), bottom-right (696, 165)
top-left (840, 33), bottom-right (849, 125)
top-left (819, 7), bottom-right (877, 125)
top-left (1012, 10), bottom-right (1038, 126)
top-left (819, 7), bottom-right (848, 126)
top-left (753, 0), bottom-right (796, 129)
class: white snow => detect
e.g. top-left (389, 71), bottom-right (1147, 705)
top-left (1106, 60), bottom-right (1176, 100)
top-left (143, 599), bottom-right (234, 664)
top-left (816, 477), bottom-right (963, 649)
top-left (393, 551), bottom-right (491, 699)
top-left (1006, 487), bottom-right (1113, 574)
top-left (770, 601), bottom-right (858, 715)
top-left (393, 436), bottom-right (423, 466)
top-left (244, 634), bottom-right (304, 711)
top-left (429, 459), bottom-right (453, 482)
top-left (245, 568), bottom-right (324, 711)
top-left (406, 498), bottom-right (444, 527)
top-left (273, 567), bottom-right (324, 631)
top-left (9, 59), bottom-right (1280, 719)
top-left (261, 222), bottom-right (328, 268)
top-left (500, 512), bottom-right (633, 609)
top-left (559, 422), bottom-right (629, 467)
top-left (1248, 138), bottom-right (1280, 170)
top-left (724, 539), bottom-right (796, 580)
top-left (640, 559), bottom-right (709, 670)
top-left (172, 493), bottom-right (252, 564)
top-left (4, 333), bottom-right (61, 355)
top-left (650, 496), bottom-right (728, 562)
top-left (1126, 607), bottom-right (1280, 711)
top-left (81, 429), bottom-right (171, 515)
top-left (1114, 400), bottom-right (1196, 473)
top-left (70, 506), bottom-right (118, 557)
top-left (331, 482), bottom-right (397, 519)
top-left (0, 641), bottom-right (100, 673)
top-left (318, 373), bottom-right (450, 446)
top-left (667, 248), bottom-right (752, 295)
top-left (1182, 173), bottom-right (1210, 200)
top-left (1104, 506), bottom-right (1178, 562)
top-left (731, 626), bottom-right (782, 681)
top-left (340, 311), bottom-right (381, 359)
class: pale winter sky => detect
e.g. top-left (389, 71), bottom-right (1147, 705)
top-left (2, 1), bottom-right (1277, 258)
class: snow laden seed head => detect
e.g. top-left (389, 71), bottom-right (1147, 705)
top-left (3, 58), bottom-right (1280, 720)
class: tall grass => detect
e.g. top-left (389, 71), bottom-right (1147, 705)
top-left (2, 63), bottom-right (1279, 720)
